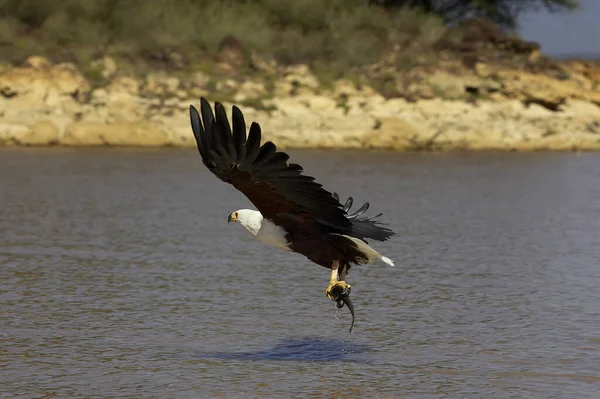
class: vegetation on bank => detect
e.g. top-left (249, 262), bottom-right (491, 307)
top-left (0, 0), bottom-right (445, 67)
top-left (0, 0), bottom-right (578, 65)
top-left (0, 0), bottom-right (582, 105)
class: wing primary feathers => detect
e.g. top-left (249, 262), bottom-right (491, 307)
top-left (200, 98), bottom-right (215, 132)
top-left (232, 106), bottom-right (247, 162)
top-left (245, 122), bottom-right (262, 163)
top-left (207, 122), bottom-right (230, 162)
top-left (324, 193), bottom-right (391, 241)
top-left (261, 152), bottom-right (290, 171)
top-left (348, 202), bottom-right (369, 218)
top-left (288, 163), bottom-right (303, 172)
top-left (189, 106), bottom-right (205, 156)
top-left (365, 212), bottom-right (383, 220)
top-left (201, 99), bottom-right (222, 153)
top-left (200, 121), bottom-right (213, 160)
top-left (214, 102), bottom-right (236, 160)
top-left (253, 142), bottom-right (277, 168)
top-left (337, 196), bottom-right (371, 219)
top-left (343, 197), bottom-right (353, 212)
top-left (215, 103), bottom-right (232, 136)
top-left (190, 105), bottom-right (215, 167)
top-left (208, 118), bottom-right (221, 154)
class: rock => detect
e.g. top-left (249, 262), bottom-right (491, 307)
top-left (108, 76), bottom-right (140, 95)
top-left (24, 56), bottom-right (52, 69)
top-left (144, 73), bottom-right (180, 96)
top-left (49, 63), bottom-right (91, 101)
top-left (562, 99), bottom-right (600, 115)
top-left (0, 119), bottom-right (62, 146)
top-left (90, 76), bottom-right (142, 122)
top-left (190, 72), bottom-right (210, 89)
top-left (216, 78), bottom-right (239, 94)
top-left (586, 65), bottom-right (600, 85)
top-left (426, 71), bottom-right (504, 100)
top-left (1, 59), bottom-right (600, 150)
top-left (0, 62), bottom-right (90, 109)
top-left (474, 62), bottom-right (495, 78)
top-left (528, 49), bottom-right (542, 63)
top-left (0, 123), bottom-right (31, 145)
top-left (497, 69), bottom-right (600, 109)
top-left (566, 61), bottom-right (600, 88)
top-left (91, 56), bottom-right (118, 79)
top-left (427, 72), bottom-right (469, 99)
top-left (330, 79), bottom-right (378, 99)
top-left (150, 110), bottom-right (198, 148)
top-left (284, 64), bottom-right (319, 89)
top-left (63, 121), bottom-right (170, 146)
top-left (253, 95), bottom-right (375, 149)
top-left (303, 94), bottom-right (338, 111)
top-left (363, 117), bottom-right (422, 150)
top-left (233, 80), bottom-right (267, 102)
top-left (250, 52), bottom-right (277, 74)
top-left (273, 79), bottom-right (295, 97)
top-left (26, 120), bottom-right (61, 145)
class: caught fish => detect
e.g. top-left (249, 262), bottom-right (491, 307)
top-left (336, 295), bottom-right (355, 333)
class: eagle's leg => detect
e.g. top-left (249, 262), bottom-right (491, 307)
top-left (325, 262), bottom-right (355, 332)
top-left (325, 261), bottom-right (351, 302)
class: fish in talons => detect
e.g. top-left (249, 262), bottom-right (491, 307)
top-left (326, 263), bottom-right (355, 332)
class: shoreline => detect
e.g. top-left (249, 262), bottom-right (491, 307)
top-left (1, 56), bottom-right (599, 151)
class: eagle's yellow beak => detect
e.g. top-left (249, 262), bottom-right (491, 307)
top-left (228, 213), bottom-right (237, 223)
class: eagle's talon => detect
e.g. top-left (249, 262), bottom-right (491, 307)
top-left (326, 281), bottom-right (351, 301)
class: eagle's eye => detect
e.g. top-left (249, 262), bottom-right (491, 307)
top-left (228, 212), bottom-right (238, 223)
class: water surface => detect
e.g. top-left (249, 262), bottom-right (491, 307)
top-left (1, 148), bottom-right (600, 398)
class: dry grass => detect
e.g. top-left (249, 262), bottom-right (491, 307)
top-left (0, 0), bottom-right (449, 71)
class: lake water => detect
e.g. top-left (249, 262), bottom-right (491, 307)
top-left (1, 148), bottom-right (600, 398)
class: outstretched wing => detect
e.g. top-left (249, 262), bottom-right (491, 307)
top-left (189, 97), bottom-right (351, 231)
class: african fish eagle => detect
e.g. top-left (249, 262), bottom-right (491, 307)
top-left (189, 97), bottom-right (395, 331)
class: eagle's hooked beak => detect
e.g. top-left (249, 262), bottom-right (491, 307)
top-left (228, 213), bottom-right (237, 223)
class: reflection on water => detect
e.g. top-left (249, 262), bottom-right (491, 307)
top-left (1, 148), bottom-right (600, 398)
top-left (196, 337), bottom-right (368, 362)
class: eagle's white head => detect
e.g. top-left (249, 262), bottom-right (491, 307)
top-left (228, 209), bottom-right (263, 236)
top-left (227, 209), bottom-right (291, 251)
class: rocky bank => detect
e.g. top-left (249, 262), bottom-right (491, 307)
top-left (1, 56), bottom-right (600, 150)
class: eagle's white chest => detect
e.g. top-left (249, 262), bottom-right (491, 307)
top-left (256, 218), bottom-right (291, 252)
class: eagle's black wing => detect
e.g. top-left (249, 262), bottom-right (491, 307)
top-left (190, 98), bottom-right (352, 232)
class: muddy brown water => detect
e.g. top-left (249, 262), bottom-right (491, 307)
top-left (1, 148), bottom-right (600, 398)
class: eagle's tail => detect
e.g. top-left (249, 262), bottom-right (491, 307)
top-left (332, 193), bottom-right (395, 243)
top-left (329, 234), bottom-right (394, 266)
top-left (350, 218), bottom-right (395, 242)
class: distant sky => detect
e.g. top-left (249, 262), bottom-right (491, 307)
top-left (519, 0), bottom-right (600, 57)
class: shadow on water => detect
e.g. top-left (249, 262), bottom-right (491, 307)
top-left (195, 337), bottom-right (369, 362)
